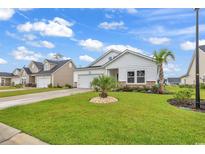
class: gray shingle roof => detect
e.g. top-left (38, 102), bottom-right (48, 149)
top-left (23, 67), bottom-right (32, 75)
top-left (34, 59), bottom-right (70, 76)
top-left (199, 45), bottom-right (205, 52)
top-left (32, 61), bottom-right (43, 71)
top-left (0, 72), bottom-right (14, 77)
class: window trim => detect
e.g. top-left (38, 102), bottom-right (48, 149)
top-left (127, 71), bottom-right (135, 83)
top-left (136, 70), bottom-right (145, 84)
top-left (126, 70), bottom-right (146, 84)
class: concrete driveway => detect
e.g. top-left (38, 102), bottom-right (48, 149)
top-left (0, 88), bottom-right (91, 110)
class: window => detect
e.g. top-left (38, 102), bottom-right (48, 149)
top-left (44, 63), bottom-right (50, 71)
top-left (137, 70), bottom-right (145, 83)
top-left (127, 71), bottom-right (135, 83)
top-left (109, 56), bottom-right (112, 61)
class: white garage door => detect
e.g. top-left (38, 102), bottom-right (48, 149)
top-left (36, 76), bottom-right (51, 88)
top-left (77, 74), bottom-right (100, 88)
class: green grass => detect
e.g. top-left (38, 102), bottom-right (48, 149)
top-left (0, 86), bottom-right (17, 90)
top-left (1, 88), bottom-right (205, 144)
top-left (0, 88), bottom-right (62, 98)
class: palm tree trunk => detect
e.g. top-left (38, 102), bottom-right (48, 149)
top-left (100, 90), bottom-right (108, 98)
top-left (159, 64), bottom-right (164, 94)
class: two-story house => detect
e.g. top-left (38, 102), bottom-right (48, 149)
top-left (0, 59), bottom-right (75, 88)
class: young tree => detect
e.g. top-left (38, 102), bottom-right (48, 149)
top-left (91, 75), bottom-right (117, 98)
top-left (52, 53), bottom-right (64, 60)
top-left (153, 49), bottom-right (175, 94)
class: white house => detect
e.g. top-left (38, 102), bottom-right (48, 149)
top-left (74, 49), bottom-right (159, 88)
top-left (181, 45), bottom-right (205, 85)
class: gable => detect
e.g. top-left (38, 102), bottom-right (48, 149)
top-left (187, 48), bottom-right (205, 77)
top-left (106, 52), bottom-right (157, 69)
top-left (13, 69), bottom-right (20, 76)
top-left (91, 50), bottom-right (120, 66)
top-left (29, 61), bottom-right (40, 73)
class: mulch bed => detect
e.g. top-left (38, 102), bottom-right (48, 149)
top-left (168, 99), bottom-right (205, 113)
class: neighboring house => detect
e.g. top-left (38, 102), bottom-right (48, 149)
top-left (0, 72), bottom-right (15, 86)
top-left (34, 59), bottom-right (75, 88)
top-left (0, 59), bottom-right (75, 88)
top-left (166, 78), bottom-right (181, 85)
top-left (181, 45), bottom-right (205, 85)
top-left (74, 49), bottom-right (159, 88)
top-left (0, 68), bottom-right (21, 86)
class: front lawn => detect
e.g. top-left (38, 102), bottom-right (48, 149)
top-left (0, 88), bottom-right (62, 98)
top-left (1, 90), bottom-right (205, 144)
top-left (0, 86), bottom-right (17, 90)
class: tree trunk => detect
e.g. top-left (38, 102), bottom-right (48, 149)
top-left (100, 91), bottom-right (108, 98)
top-left (159, 64), bottom-right (164, 94)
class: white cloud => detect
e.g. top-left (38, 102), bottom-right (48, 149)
top-left (0, 58), bottom-right (7, 64)
top-left (79, 38), bottom-right (103, 51)
top-left (48, 52), bottom-right (70, 60)
top-left (11, 46), bottom-right (42, 61)
top-left (17, 17), bottom-right (74, 38)
top-left (98, 21), bottom-right (126, 30)
top-left (130, 24), bottom-right (205, 38)
top-left (0, 8), bottom-right (15, 20)
top-left (27, 40), bottom-right (55, 49)
top-left (126, 8), bottom-right (138, 14)
top-left (180, 39), bottom-right (205, 51)
top-left (40, 41), bottom-right (55, 48)
top-left (79, 55), bottom-right (95, 63)
top-left (105, 14), bottom-right (113, 19)
top-left (23, 34), bottom-right (37, 41)
top-left (148, 37), bottom-right (170, 45)
top-left (164, 63), bottom-right (181, 73)
top-left (0, 8), bottom-right (32, 21)
top-left (105, 44), bottom-right (144, 54)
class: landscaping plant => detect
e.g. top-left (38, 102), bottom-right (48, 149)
top-left (153, 49), bottom-right (175, 94)
top-left (174, 89), bottom-right (193, 104)
top-left (91, 75), bottom-right (117, 98)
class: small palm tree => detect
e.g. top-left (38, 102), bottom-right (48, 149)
top-left (91, 75), bottom-right (117, 98)
top-left (153, 49), bottom-right (175, 94)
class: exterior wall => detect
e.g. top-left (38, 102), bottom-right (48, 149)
top-left (11, 77), bottom-right (20, 85)
top-left (0, 78), bottom-right (11, 86)
top-left (74, 69), bottom-right (106, 83)
top-left (106, 52), bottom-right (158, 84)
top-left (52, 61), bottom-right (75, 87)
top-left (29, 62), bottom-right (39, 73)
top-left (92, 51), bottom-right (119, 66)
top-left (182, 49), bottom-right (205, 85)
top-left (20, 70), bottom-right (30, 84)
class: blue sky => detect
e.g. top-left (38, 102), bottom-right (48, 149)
top-left (0, 8), bottom-right (205, 77)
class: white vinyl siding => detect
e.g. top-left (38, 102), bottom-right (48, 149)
top-left (106, 52), bottom-right (158, 83)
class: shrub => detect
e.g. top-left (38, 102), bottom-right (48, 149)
top-left (174, 89), bottom-right (193, 104)
top-left (25, 83), bottom-right (36, 87)
top-left (48, 83), bottom-right (53, 88)
top-left (64, 84), bottom-right (72, 89)
top-left (179, 84), bottom-right (194, 88)
top-left (91, 75), bottom-right (117, 98)
top-left (15, 84), bottom-right (23, 88)
top-left (56, 84), bottom-right (62, 88)
top-left (151, 84), bottom-right (160, 94)
top-left (200, 83), bottom-right (205, 89)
